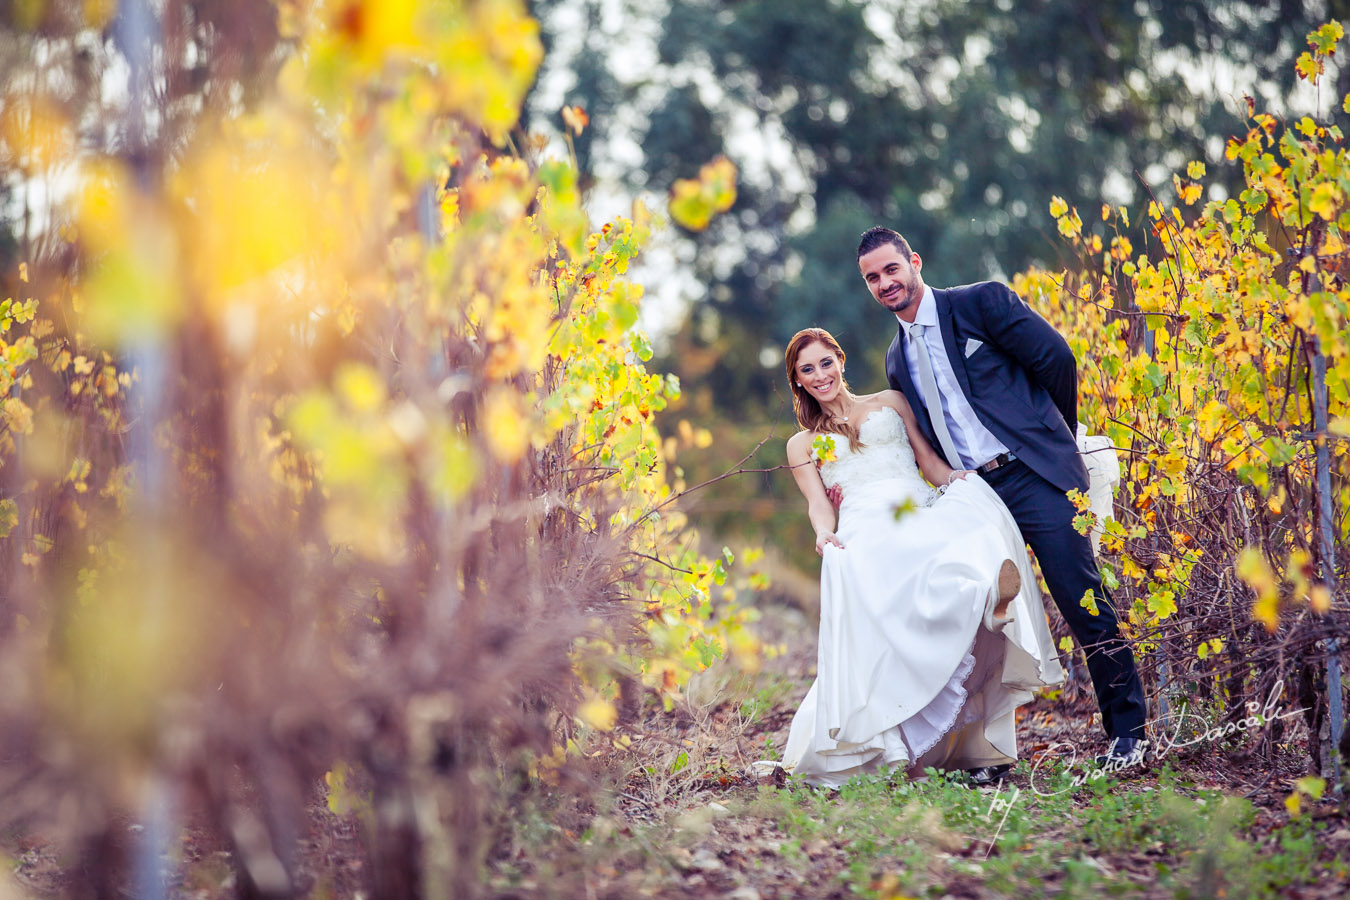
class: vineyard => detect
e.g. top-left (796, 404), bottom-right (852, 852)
top-left (0, 2), bottom-right (1347, 898)
top-left (0, 1), bottom-right (761, 894)
top-left (1023, 24), bottom-right (1349, 780)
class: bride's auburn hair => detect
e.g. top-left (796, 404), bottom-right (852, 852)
top-left (785, 327), bottom-right (864, 446)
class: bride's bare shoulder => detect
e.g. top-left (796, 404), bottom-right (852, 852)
top-left (850, 389), bottom-right (891, 407)
top-left (874, 389), bottom-right (913, 413)
top-left (786, 429), bottom-right (818, 464)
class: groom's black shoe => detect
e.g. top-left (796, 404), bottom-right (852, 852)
top-left (1093, 737), bottom-right (1148, 768)
top-left (963, 764), bottom-right (1012, 787)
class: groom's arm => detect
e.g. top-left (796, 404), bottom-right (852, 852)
top-left (879, 392), bottom-right (963, 486)
top-left (974, 282), bottom-right (1079, 434)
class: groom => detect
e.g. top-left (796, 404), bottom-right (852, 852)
top-left (855, 226), bottom-right (1147, 768)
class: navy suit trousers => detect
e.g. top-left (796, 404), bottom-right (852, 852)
top-left (981, 459), bottom-right (1148, 742)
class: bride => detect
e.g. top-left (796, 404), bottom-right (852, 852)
top-left (779, 328), bottom-right (1063, 787)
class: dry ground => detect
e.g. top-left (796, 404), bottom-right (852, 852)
top-left (5, 599), bottom-right (1348, 898)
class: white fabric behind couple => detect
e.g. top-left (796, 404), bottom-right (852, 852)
top-left (1076, 424), bottom-right (1121, 557)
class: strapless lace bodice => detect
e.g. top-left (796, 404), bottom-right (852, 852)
top-left (815, 407), bottom-right (932, 501)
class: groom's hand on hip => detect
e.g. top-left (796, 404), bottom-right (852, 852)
top-left (826, 485), bottom-right (843, 509)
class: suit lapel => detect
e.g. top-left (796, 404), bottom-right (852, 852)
top-left (889, 326), bottom-right (918, 401)
top-left (934, 288), bottom-right (974, 400)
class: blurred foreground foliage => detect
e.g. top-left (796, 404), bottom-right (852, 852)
top-left (0, 0), bottom-right (763, 895)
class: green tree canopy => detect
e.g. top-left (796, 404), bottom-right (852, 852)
top-left (532, 0), bottom-right (1350, 410)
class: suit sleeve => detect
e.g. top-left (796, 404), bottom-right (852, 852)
top-left (975, 283), bottom-right (1079, 434)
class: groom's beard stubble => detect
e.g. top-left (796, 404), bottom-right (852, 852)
top-left (882, 279), bottom-right (921, 315)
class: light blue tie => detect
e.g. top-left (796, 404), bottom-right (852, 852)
top-left (910, 324), bottom-right (962, 467)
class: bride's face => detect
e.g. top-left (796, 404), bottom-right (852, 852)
top-left (794, 341), bottom-right (844, 404)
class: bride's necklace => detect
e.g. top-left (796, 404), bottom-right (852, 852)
top-left (827, 397), bottom-right (857, 423)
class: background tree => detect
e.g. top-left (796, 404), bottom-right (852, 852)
top-left (527, 0), bottom-right (1350, 562)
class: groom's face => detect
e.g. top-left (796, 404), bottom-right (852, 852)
top-left (859, 243), bottom-right (924, 321)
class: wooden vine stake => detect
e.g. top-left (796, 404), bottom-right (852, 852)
top-left (1307, 260), bottom-right (1345, 788)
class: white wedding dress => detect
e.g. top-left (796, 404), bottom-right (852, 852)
top-left (782, 407), bottom-right (1065, 787)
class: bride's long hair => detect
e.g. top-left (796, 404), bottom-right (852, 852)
top-left (784, 328), bottom-right (863, 446)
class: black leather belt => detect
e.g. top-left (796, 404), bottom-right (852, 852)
top-left (976, 452), bottom-right (1017, 474)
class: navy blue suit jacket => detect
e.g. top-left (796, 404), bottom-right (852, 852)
top-left (884, 281), bottom-right (1090, 495)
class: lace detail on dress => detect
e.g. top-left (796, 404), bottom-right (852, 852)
top-left (817, 407), bottom-right (931, 498)
top-left (904, 643), bottom-right (978, 762)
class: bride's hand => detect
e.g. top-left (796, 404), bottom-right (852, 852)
top-left (946, 469), bottom-right (972, 484)
top-left (815, 532), bottom-right (844, 555)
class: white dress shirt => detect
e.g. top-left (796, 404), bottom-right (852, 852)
top-left (898, 286), bottom-right (1010, 469)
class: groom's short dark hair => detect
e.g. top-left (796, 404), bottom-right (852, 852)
top-left (857, 226), bottom-right (912, 260)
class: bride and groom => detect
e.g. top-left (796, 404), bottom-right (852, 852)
top-left (777, 227), bottom-right (1147, 788)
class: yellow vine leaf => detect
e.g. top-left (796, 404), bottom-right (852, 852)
top-left (1309, 182), bottom-right (1341, 221)
top-left (1147, 590), bottom-right (1178, 619)
top-left (1296, 51), bottom-right (1324, 81)
top-left (577, 696), bottom-right (617, 732)
top-left (669, 156), bottom-right (737, 231)
top-left (0, 498), bottom-right (17, 538)
top-left (1310, 21), bottom-right (1344, 55)
top-left (561, 104), bottom-right (589, 135)
top-left (336, 363), bottom-right (386, 414)
top-left (811, 433), bottom-right (837, 465)
top-left (483, 388), bottom-right (529, 462)
top-left (1287, 775), bottom-right (1327, 819)
top-left (1237, 548), bottom-right (1280, 631)
top-left (1056, 207), bottom-right (1083, 239)
top-left (2, 398), bottom-right (33, 435)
